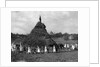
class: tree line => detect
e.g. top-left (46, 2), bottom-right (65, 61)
top-left (49, 31), bottom-right (78, 40)
top-left (11, 32), bottom-right (78, 41)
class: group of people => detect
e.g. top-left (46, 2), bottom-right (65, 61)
top-left (11, 42), bottom-right (78, 54)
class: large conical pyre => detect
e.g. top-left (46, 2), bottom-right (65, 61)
top-left (30, 16), bottom-right (49, 38)
top-left (23, 16), bottom-right (58, 53)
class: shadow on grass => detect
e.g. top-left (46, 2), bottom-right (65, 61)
top-left (11, 51), bottom-right (78, 62)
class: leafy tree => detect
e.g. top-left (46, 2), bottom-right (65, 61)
top-left (72, 34), bottom-right (78, 40)
top-left (63, 33), bottom-right (69, 40)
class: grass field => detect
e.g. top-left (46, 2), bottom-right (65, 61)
top-left (11, 51), bottom-right (78, 62)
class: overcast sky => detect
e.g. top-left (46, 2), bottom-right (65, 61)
top-left (11, 11), bottom-right (78, 34)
